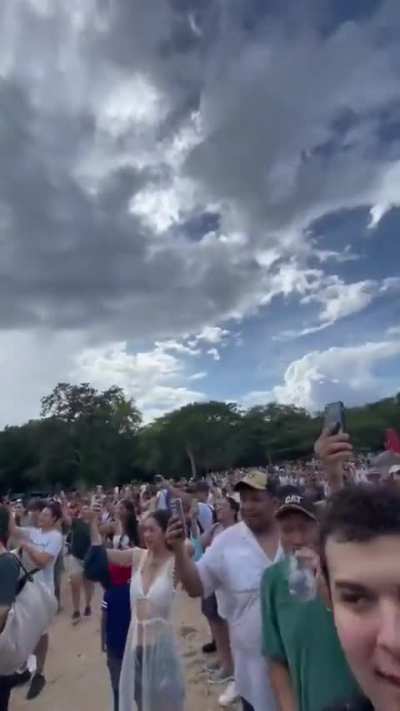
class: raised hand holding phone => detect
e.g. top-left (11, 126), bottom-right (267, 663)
top-left (315, 401), bottom-right (353, 492)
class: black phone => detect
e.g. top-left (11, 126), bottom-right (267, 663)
top-left (324, 401), bottom-right (346, 434)
top-left (170, 498), bottom-right (187, 537)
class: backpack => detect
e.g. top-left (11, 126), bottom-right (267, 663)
top-left (0, 555), bottom-right (57, 675)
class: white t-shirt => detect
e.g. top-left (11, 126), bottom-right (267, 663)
top-left (197, 521), bottom-right (283, 710)
top-left (22, 528), bottom-right (63, 594)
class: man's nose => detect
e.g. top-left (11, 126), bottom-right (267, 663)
top-left (377, 601), bottom-right (400, 657)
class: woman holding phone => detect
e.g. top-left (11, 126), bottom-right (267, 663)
top-left (88, 506), bottom-right (185, 711)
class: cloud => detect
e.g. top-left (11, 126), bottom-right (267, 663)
top-left (1, 0), bottom-right (400, 346)
top-left (1, 1), bottom-right (400, 425)
top-left (310, 275), bottom-right (400, 324)
top-left (368, 161), bottom-right (400, 228)
top-left (0, 329), bottom-right (88, 429)
top-left (247, 338), bottom-right (400, 412)
top-left (276, 276), bottom-right (400, 340)
top-left (73, 340), bottom-right (206, 421)
top-left (207, 348), bottom-right (221, 362)
top-left (192, 325), bottom-right (230, 345)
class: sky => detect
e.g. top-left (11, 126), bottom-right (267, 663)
top-left (0, 0), bottom-right (399, 427)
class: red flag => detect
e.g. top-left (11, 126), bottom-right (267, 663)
top-left (385, 428), bottom-right (400, 454)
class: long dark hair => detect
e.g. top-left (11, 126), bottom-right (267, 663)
top-left (120, 499), bottom-right (140, 546)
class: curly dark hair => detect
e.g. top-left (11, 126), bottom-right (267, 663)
top-left (319, 484), bottom-right (400, 581)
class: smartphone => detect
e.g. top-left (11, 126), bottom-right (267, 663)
top-left (324, 401), bottom-right (346, 434)
top-left (170, 498), bottom-right (187, 537)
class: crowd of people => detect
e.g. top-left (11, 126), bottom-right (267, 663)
top-left (1, 421), bottom-right (400, 711)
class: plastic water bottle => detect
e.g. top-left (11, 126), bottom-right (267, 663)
top-left (288, 553), bottom-right (317, 602)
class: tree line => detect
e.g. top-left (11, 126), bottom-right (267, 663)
top-left (0, 382), bottom-right (399, 494)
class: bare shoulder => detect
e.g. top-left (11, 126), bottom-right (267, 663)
top-left (132, 546), bottom-right (146, 566)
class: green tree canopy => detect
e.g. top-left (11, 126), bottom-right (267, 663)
top-left (1, 385), bottom-right (399, 494)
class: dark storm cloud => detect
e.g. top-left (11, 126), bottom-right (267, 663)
top-left (0, 0), bottom-right (399, 346)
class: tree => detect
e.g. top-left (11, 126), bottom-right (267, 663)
top-left (155, 401), bottom-right (243, 477)
top-left (41, 383), bottom-right (141, 433)
top-left (38, 383), bottom-right (142, 486)
top-left (1, 386), bottom-right (399, 493)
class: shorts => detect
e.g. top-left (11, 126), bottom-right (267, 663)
top-left (66, 555), bottom-right (84, 578)
top-left (201, 593), bottom-right (223, 623)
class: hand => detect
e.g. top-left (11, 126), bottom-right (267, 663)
top-left (166, 516), bottom-right (186, 552)
top-left (314, 429), bottom-right (353, 467)
top-left (88, 505), bottom-right (102, 523)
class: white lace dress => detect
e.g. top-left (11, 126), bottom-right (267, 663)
top-left (119, 551), bottom-right (185, 711)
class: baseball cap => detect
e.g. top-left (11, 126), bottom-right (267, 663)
top-left (389, 464), bottom-right (400, 477)
top-left (276, 494), bottom-right (317, 522)
top-left (234, 469), bottom-right (273, 493)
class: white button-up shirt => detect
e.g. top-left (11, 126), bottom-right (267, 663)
top-left (197, 521), bottom-right (282, 710)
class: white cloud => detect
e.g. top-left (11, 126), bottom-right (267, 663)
top-left (368, 161), bottom-right (400, 228)
top-left (74, 340), bottom-right (206, 421)
top-left (274, 276), bottom-right (400, 340)
top-left (271, 339), bottom-right (400, 411)
top-left (194, 326), bottom-right (230, 345)
top-left (310, 279), bottom-right (377, 323)
top-left (311, 276), bottom-right (400, 324)
top-left (207, 348), bottom-right (221, 361)
top-left (189, 371), bottom-right (207, 381)
top-left (154, 339), bottom-right (200, 357)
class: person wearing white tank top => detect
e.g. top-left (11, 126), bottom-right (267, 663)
top-left (88, 507), bottom-right (185, 711)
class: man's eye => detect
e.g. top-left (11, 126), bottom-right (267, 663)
top-left (341, 592), bottom-right (372, 609)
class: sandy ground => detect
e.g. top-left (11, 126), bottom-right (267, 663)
top-left (11, 585), bottom-right (235, 711)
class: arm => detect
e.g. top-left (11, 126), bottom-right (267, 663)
top-left (261, 567), bottom-right (297, 711)
top-left (174, 541), bottom-right (204, 597)
top-left (269, 660), bottom-right (297, 711)
top-left (20, 540), bottom-right (53, 569)
top-left (314, 431), bottom-right (353, 494)
top-left (89, 514), bottom-right (135, 567)
top-left (166, 519), bottom-right (204, 596)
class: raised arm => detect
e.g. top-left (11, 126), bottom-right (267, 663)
top-left (314, 429), bottom-right (353, 493)
top-left (89, 510), bottom-right (137, 567)
top-left (166, 517), bottom-right (204, 597)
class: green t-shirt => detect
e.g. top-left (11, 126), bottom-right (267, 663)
top-left (261, 559), bottom-right (359, 711)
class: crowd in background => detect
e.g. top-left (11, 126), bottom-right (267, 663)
top-left (1, 423), bottom-right (400, 711)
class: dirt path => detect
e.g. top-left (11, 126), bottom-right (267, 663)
top-left (11, 587), bottom-right (232, 711)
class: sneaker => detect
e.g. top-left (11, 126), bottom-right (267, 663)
top-left (202, 640), bottom-right (217, 654)
top-left (208, 668), bottom-right (234, 685)
top-left (218, 680), bottom-right (239, 707)
top-left (26, 673), bottom-right (46, 700)
top-left (84, 605), bottom-right (92, 617)
top-left (8, 669), bottom-right (31, 688)
top-left (72, 611), bottom-right (81, 625)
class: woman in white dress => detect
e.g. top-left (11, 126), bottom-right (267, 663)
top-left (89, 508), bottom-right (184, 711)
